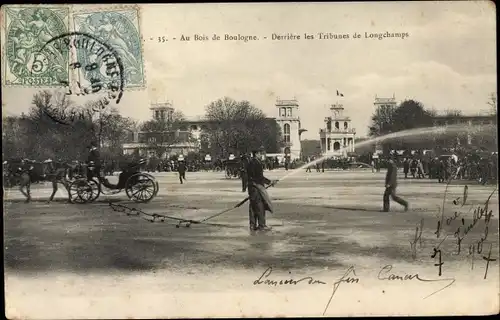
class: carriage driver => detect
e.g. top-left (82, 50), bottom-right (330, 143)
top-left (87, 141), bottom-right (101, 179)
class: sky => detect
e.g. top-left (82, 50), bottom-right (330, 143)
top-left (1, 1), bottom-right (497, 139)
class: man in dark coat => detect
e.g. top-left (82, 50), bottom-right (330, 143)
top-left (86, 141), bottom-right (101, 180)
top-left (403, 158), bottom-right (410, 179)
top-left (383, 157), bottom-right (409, 212)
top-left (410, 159), bottom-right (418, 178)
top-left (177, 157), bottom-right (187, 184)
top-left (240, 154), bottom-right (249, 192)
top-left (438, 159), bottom-right (445, 183)
top-left (246, 149), bottom-right (276, 231)
top-left (284, 155), bottom-right (290, 171)
top-left (444, 158), bottom-right (452, 181)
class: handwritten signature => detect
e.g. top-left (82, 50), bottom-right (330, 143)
top-left (322, 266), bottom-right (360, 316)
top-left (253, 267), bottom-right (326, 286)
top-left (253, 265), bottom-right (456, 316)
top-left (378, 265), bottom-right (455, 299)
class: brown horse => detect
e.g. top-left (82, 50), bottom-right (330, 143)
top-left (45, 161), bottom-right (72, 203)
top-left (16, 160), bottom-right (71, 203)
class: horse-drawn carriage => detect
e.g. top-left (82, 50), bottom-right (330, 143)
top-left (68, 159), bottom-right (159, 204)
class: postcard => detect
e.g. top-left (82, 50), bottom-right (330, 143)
top-left (2, 2), bottom-right (498, 318)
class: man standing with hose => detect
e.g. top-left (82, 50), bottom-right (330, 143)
top-left (246, 148), bottom-right (277, 232)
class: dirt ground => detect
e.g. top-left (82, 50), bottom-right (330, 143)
top-left (4, 169), bottom-right (499, 318)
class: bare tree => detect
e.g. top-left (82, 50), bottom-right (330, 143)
top-left (204, 97), bottom-right (283, 158)
top-left (4, 90), bottom-right (137, 161)
top-left (368, 103), bottom-right (396, 137)
top-left (443, 109), bottom-right (463, 117)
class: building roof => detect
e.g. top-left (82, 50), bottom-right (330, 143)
top-left (433, 114), bottom-right (496, 121)
top-left (150, 102), bottom-right (174, 110)
top-left (374, 97), bottom-right (397, 104)
top-left (330, 103), bottom-right (344, 109)
top-left (276, 98), bottom-right (299, 106)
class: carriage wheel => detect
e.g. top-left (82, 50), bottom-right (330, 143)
top-left (69, 178), bottom-right (100, 204)
top-left (138, 173), bottom-right (160, 197)
top-left (125, 173), bottom-right (157, 203)
top-left (87, 178), bottom-right (101, 202)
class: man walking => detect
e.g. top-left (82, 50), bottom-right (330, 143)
top-left (177, 156), bottom-right (187, 184)
top-left (284, 155), bottom-right (290, 171)
top-left (246, 148), bottom-right (276, 232)
top-left (383, 156), bottom-right (409, 212)
top-left (306, 157), bottom-right (312, 172)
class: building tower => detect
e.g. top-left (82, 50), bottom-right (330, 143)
top-left (319, 102), bottom-right (356, 157)
top-left (150, 101), bottom-right (174, 121)
top-left (373, 94), bottom-right (397, 112)
top-left (275, 98), bottom-right (302, 160)
top-left (373, 94), bottom-right (397, 153)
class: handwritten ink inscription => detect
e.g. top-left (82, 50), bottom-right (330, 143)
top-left (322, 266), bottom-right (359, 316)
top-left (253, 264), bottom-right (461, 315)
top-left (409, 179), bottom-right (497, 280)
top-left (378, 265), bottom-right (455, 299)
top-left (253, 267), bottom-right (326, 286)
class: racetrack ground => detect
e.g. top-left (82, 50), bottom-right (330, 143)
top-left (4, 169), bottom-right (499, 318)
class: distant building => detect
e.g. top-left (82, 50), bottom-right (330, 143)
top-left (373, 95), bottom-right (397, 110)
top-left (274, 98), bottom-right (304, 160)
top-left (432, 114), bottom-right (497, 147)
top-left (369, 93), bottom-right (497, 153)
top-left (122, 101), bottom-right (288, 158)
top-left (122, 102), bottom-right (205, 157)
top-left (319, 102), bottom-right (356, 157)
top-left (372, 95), bottom-right (398, 154)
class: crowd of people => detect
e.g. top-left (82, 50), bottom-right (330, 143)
top-left (3, 142), bottom-right (498, 234)
top-left (4, 149), bottom-right (497, 190)
top-left (398, 153), bottom-right (498, 185)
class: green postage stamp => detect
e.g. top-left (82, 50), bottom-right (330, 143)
top-left (3, 6), bottom-right (70, 86)
top-left (2, 5), bottom-right (145, 89)
top-left (72, 7), bottom-right (145, 89)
